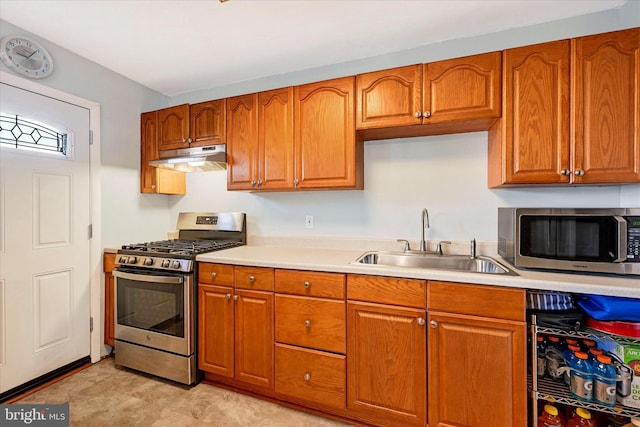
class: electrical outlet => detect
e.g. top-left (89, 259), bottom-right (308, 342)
top-left (305, 215), bottom-right (314, 229)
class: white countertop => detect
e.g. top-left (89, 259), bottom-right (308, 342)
top-left (197, 245), bottom-right (640, 298)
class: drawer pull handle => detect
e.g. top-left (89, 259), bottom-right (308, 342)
top-left (225, 293), bottom-right (231, 300)
top-left (429, 320), bottom-right (437, 328)
top-left (303, 373), bottom-right (311, 381)
top-left (211, 272), bottom-right (217, 278)
top-left (249, 275), bottom-right (255, 282)
top-left (304, 320), bottom-right (311, 327)
top-left (304, 281), bottom-right (310, 289)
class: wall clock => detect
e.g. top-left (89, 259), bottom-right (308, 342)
top-left (0, 35), bottom-right (53, 79)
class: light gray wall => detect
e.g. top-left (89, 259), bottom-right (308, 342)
top-left (168, 2), bottom-right (640, 245)
top-left (1, 19), bottom-right (172, 248)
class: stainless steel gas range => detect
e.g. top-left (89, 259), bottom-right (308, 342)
top-left (112, 212), bottom-right (246, 384)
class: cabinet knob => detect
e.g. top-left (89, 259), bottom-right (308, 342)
top-left (233, 295), bottom-right (239, 301)
top-left (249, 275), bottom-right (255, 282)
top-left (304, 320), bottom-right (311, 327)
top-left (414, 111), bottom-right (422, 118)
top-left (575, 169), bottom-right (585, 177)
top-left (251, 180), bottom-right (256, 187)
top-left (211, 272), bottom-right (217, 278)
top-left (188, 137), bottom-right (192, 143)
top-left (151, 185), bottom-right (156, 190)
top-left (417, 317), bottom-right (426, 326)
top-left (303, 373), bottom-right (311, 381)
top-left (423, 111), bottom-right (431, 118)
top-left (304, 281), bottom-right (311, 289)
top-left (294, 178), bottom-right (299, 187)
top-left (560, 169), bottom-right (571, 176)
top-left (429, 320), bottom-right (437, 328)
top-left (257, 179), bottom-right (263, 186)
top-left (182, 138), bottom-right (186, 143)
top-left (225, 293), bottom-right (231, 300)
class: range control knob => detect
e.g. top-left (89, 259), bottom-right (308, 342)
top-left (161, 259), bottom-right (171, 268)
top-left (143, 258), bottom-right (154, 266)
top-left (171, 261), bottom-right (181, 269)
top-left (128, 256), bottom-right (137, 264)
top-left (118, 256), bottom-right (128, 264)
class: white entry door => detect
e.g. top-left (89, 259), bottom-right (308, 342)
top-left (0, 83), bottom-right (91, 393)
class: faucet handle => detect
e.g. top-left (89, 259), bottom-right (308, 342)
top-left (436, 241), bottom-right (452, 255)
top-left (396, 239), bottom-right (411, 252)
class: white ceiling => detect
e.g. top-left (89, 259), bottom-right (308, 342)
top-left (0, 0), bottom-right (627, 96)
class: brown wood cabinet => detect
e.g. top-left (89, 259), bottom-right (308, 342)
top-left (190, 99), bottom-right (226, 147)
top-left (346, 274), bottom-right (427, 427)
top-left (489, 28), bottom-right (640, 186)
top-left (356, 52), bottom-right (501, 137)
top-left (140, 110), bottom-right (186, 194)
top-left (227, 88), bottom-right (294, 191)
top-left (198, 263), bottom-right (275, 390)
top-left (427, 281), bottom-right (526, 427)
top-left (294, 76), bottom-right (364, 190)
top-left (103, 252), bottom-right (116, 347)
top-left (273, 269), bottom-right (347, 410)
top-left (158, 104), bottom-right (190, 151)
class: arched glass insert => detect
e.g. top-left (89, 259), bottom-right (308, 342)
top-left (0, 114), bottom-right (67, 156)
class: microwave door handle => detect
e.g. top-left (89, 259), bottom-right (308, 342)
top-left (614, 216), bottom-right (628, 263)
top-left (113, 270), bottom-right (184, 285)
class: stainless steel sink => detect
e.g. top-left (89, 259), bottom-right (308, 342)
top-left (352, 251), bottom-right (517, 275)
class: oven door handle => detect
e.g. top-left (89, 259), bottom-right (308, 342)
top-left (113, 270), bottom-right (184, 284)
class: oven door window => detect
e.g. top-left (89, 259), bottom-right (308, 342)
top-left (520, 215), bottom-right (620, 262)
top-left (116, 274), bottom-right (185, 338)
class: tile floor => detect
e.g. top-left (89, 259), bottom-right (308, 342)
top-left (16, 357), bottom-right (352, 426)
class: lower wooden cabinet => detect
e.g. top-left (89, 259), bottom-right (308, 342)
top-left (427, 281), bottom-right (527, 427)
top-left (103, 252), bottom-right (116, 347)
top-left (198, 280), bottom-right (274, 389)
top-left (347, 301), bottom-right (427, 427)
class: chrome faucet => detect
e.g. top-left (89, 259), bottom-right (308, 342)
top-left (419, 208), bottom-right (430, 252)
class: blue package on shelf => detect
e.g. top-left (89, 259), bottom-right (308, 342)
top-left (577, 294), bottom-right (640, 322)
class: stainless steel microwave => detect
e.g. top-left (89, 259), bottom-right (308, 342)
top-left (498, 208), bottom-right (640, 276)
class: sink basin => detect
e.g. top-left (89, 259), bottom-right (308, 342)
top-left (352, 251), bottom-right (517, 275)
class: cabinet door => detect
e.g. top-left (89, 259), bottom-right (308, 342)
top-left (103, 253), bottom-right (116, 347)
top-left (488, 40), bottom-right (570, 186)
top-left (427, 311), bottom-right (526, 427)
top-left (198, 284), bottom-right (234, 378)
top-left (140, 111), bottom-right (186, 194)
top-left (227, 94), bottom-right (259, 190)
top-left (572, 28), bottom-right (640, 183)
top-left (258, 87), bottom-right (294, 190)
top-left (356, 65), bottom-right (423, 129)
top-left (235, 289), bottom-right (274, 389)
top-left (294, 76), bottom-right (363, 189)
top-left (424, 51), bottom-right (501, 124)
top-left (190, 99), bottom-right (225, 147)
top-left (347, 301), bottom-right (427, 427)
top-left (158, 104), bottom-right (190, 151)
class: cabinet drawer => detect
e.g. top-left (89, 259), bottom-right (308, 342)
top-left (347, 274), bottom-right (426, 308)
top-left (275, 269), bottom-right (345, 298)
top-left (275, 295), bottom-right (345, 354)
top-left (275, 343), bottom-right (346, 410)
top-left (235, 266), bottom-right (274, 291)
top-left (427, 280), bottom-right (525, 321)
top-left (199, 263), bottom-right (234, 286)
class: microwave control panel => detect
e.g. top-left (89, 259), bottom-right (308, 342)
top-left (627, 216), bottom-right (640, 261)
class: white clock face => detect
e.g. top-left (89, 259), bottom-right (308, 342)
top-left (0, 36), bottom-right (53, 79)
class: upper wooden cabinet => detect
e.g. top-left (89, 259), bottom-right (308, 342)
top-left (356, 52), bottom-right (501, 131)
top-left (294, 76), bottom-right (363, 190)
top-left (226, 94), bottom-right (258, 190)
top-left (572, 28), bottom-right (640, 184)
top-left (140, 110), bottom-right (186, 194)
top-left (158, 100), bottom-right (226, 151)
top-left (227, 88), bottom-right (294, 191)
top-left (489, 28), bottom-right (640, 186)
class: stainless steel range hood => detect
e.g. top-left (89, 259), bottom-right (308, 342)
top-left (149, 144), bottom-right (227, 172)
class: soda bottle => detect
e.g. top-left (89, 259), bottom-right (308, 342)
top-left (587, 348), bottom-right (604, 366)
top-left (538, 404), bottom-right (565, 427)
top-left (593, 354), bottom-right (617, 407)
top-left (567, 408), bottom-right (595, 427)
top-left (569, 352), bottom-right (593, 402)
top-left (564, 344), bottom-right (582, 385)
